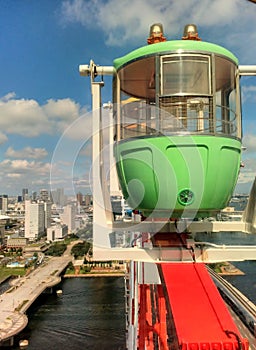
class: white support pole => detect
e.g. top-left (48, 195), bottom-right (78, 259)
top-left (80, 60), bottom-right (117, 258)
top-left (92, 81), bottom-right (113, 251)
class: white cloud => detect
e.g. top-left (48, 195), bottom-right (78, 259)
top-left (0, 131), bottom-right (8, 145)
top-left (241, 85), bottom-right (256, 103)
top-left (73, 178), bottom-right (90, 186)
top-left (0, 93), bottom-right (81, 138)
top-left (43, 98), bottom-right (81, 133)
top-left (238, 170), bottom-right (256, 185)
top-left (0, 159), bottom-right (50, 174)
top-left (60, 0), bottom-right (255, 51)
top-left (0, 158), bottom-right (52, 194)
top-left (5, 146), bottom-right (48, 159)
top-left (0, 97), bottom-right (49, 137)
top-left (3, 159), bottom-right (48, 173)
top-left (237, 157), bottom-right (256, 188)
top-left (242, 134), bottom-right (256, 154)
top-left (0, 93), bottom-right (87, 194)
top-left (0, 92), bottom-right (16, 102)
top-left (189, 0), bottom-right (240, 26)
top-left (7, 173), bottom-right (21, 178)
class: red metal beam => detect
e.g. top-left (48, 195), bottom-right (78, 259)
top-left (138, 284), bottom-right (169, 349)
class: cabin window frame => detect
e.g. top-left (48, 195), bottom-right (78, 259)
top-left (160, 54), bottom-right (212, 97)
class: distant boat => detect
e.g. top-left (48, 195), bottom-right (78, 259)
top-left (56, 289), bottom-right (63, 295)
top-left (19, 339), bottom-right (29, 349)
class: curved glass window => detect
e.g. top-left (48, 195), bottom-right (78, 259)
top-left (161, 54), bottom-right (211, 95)
top-left (215, 56), bottom-right (239, 137)
top-left (117, 56), bottom-right (155, 100)
top-left (115, 52), bottom-right (241, 140)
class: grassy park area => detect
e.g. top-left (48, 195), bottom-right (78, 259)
top-left (0, 267), bottom-right (26, 282)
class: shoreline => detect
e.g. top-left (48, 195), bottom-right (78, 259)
top-left (63, 273), bottom-right (125, 278)
top-left (63, 262), bottom-right (245, 278)
top-left (217, 262), bottom-right (245, 276)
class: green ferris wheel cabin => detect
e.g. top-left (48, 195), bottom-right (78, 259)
top-left (113, 24), bottom-right (242, 218)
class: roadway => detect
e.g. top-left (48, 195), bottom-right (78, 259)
top-left (0, 241), bottom-right (77, 345)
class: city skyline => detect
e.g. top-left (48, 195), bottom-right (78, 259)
top-left (0, 1), bottom-right (256, 196)
top-left (0, 188), bottom-right (92, 204)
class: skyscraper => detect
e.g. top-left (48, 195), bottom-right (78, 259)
top-left (44, 202), bottom-right (52, 229)
top-left (0, 195), bottom-right (8, 214)
top-left (76, 192), bottom-right (83, 205)
top-left (60, 204), bottom-right (76, 233)
top-left (51, 188), bottom-right (66, 207)
top-left (25, 201), bottom-right (45, 240)
top-left (84, 194), bottom-right (92, 206)
top-left (22, 188), bottom-right (28, 202)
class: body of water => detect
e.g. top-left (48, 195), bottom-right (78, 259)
top-left (14, 277), bottom-right (126, 350)
top-left (8, 231), bottom-right (256, 349)
top-left (195, 231), bottom-right (256, 304)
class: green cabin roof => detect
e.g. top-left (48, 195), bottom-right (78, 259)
top-left (114, 40), bottom-right (238, 70)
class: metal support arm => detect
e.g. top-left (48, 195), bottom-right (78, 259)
top-left (79, 60), bottom-right (115, 80)
top-left (239, 65), bottom-right (256, 76)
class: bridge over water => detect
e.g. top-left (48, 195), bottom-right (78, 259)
top-left (0, 241), bottom-right (77, 346)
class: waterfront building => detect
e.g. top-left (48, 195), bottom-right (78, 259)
top-left (25, 201), bottom-right (45, 240)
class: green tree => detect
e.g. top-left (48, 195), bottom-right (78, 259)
top-left (71, 242), bottom-right (91, 259)
top-left (46, 243), bottom-right (67, 256)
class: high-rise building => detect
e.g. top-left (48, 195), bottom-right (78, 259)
top-left (51, 188), bottom-right (66, 207)
top-left (22, 188), bottom-right (28, 201)
top-left (44, 202), bottom-right (52, 229)
top-left (60, 204), bottom-right (76, 233)
top-left (25, 201), bottom-right (45, 240)
top-left (76, 192), bottom-right (83, 205)
top-left (40, 189), bottom-right (49, 202)
top-left (0, 195), bottom-right (8, 214)
top-left (84, 194), bottom-right (92, 206)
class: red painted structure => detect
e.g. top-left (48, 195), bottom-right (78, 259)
top-left (137, 262), bottom-right (249, 350)
top-left (138, 284), bottom-right (169, 349)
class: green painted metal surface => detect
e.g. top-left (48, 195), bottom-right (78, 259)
top-left (114, 40), bottom-right (238, 70)
top-left (114, 135), bottom-right (241, 218)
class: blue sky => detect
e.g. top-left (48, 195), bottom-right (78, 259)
top-left (0, 0), bottom-right (256, 197)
